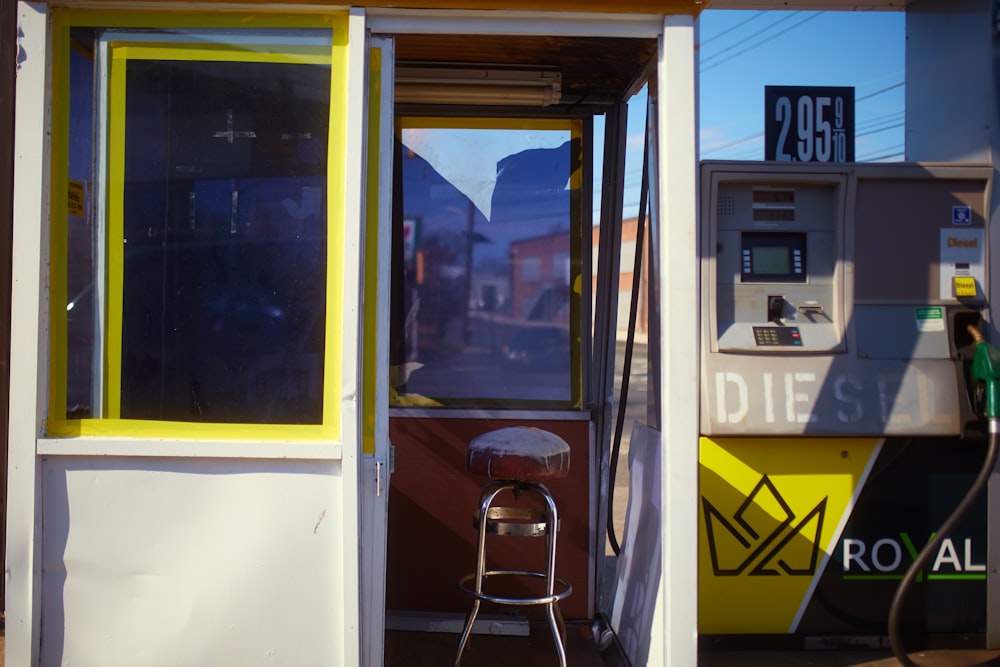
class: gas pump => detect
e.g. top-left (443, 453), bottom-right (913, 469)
top-left (698, 161), bottom-right (994, 651)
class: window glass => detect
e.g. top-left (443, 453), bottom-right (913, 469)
top-left (393, 119), bottom-right (582, 405)
top-left (117, 56), bottom-right (329, 423)
top-left (59, 27), bottom-right (335, 428)
top-left (66, 39), bottom-right (96, 418)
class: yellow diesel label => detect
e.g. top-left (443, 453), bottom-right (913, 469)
top-left (953, 276), bottom-right (978, 298)
top-left (699, 436), bottom-right (881, 634)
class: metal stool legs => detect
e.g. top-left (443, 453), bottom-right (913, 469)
top-left (454, 480), bottom-right (572, 666)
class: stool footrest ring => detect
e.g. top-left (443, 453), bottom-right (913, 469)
top-left (458, 569), bottom-right (573, 607)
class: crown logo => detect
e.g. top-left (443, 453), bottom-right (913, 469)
top-left (702, 474), bottom-right (827, 577)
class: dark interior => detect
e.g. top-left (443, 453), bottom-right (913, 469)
top-left (394, 34), bottom-right (658, 106)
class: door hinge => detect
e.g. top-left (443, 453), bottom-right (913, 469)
top-left (376, 444), bottom-right (396, 497)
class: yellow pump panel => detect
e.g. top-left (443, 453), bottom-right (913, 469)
top-left (699, 436), bottom-right (882, 634)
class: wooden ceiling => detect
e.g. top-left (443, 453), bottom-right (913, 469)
top-left (395, 34), bottom-right (658, 105)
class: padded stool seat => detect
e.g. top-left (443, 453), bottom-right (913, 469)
top-left (466, 426), bottom-right (571, 481)
top-left (455, 426), bottom-right (573, 667)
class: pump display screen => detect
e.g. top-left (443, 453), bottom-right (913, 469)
top-left (751, 245), bottom-right (792, 274)
top-left (741, 232), bottom-right (806, 282)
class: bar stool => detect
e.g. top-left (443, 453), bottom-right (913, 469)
top-left (454, 426), bottom-right (573, 667)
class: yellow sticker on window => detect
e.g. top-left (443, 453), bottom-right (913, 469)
top-left (68, 179), bottom-right (85, 217)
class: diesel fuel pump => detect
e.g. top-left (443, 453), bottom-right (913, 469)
top-left (698, 161), bottom-right (995, 649)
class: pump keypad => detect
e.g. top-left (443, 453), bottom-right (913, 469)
top-left (752, 326), bottom-right (803, 346)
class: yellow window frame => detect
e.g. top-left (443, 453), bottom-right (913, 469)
top-left (48, 11), bottom-right (350, 441)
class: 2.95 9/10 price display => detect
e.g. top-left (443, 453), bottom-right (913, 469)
top-left (764, 86), bottom-right (854, 163)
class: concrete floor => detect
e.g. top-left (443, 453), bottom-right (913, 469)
top-left (701, 649), bottom-right (1000, 666)
top-left (3, 609), bottom-right (998, 665)
top-left (389, 620), bottom-right (1000, 667)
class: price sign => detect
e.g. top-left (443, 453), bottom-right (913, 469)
top-left (765, 86), bottom-right (854, 163)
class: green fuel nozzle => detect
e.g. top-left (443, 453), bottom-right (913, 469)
top-left (968, 324), bottom-right (1000, 420)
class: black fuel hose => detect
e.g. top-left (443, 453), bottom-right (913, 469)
top-left (887, 422), bottom-right (1000, 667)
top-left (606, 105), bottom-right (649, 557)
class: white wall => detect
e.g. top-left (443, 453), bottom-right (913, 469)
top-left (39, 457), bottom-right (347, 666)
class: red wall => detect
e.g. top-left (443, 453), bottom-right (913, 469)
top-left (386, 416), bottom-right (593, 620)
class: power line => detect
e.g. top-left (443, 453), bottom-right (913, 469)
top-left (719, 144), bottom-right (763, 161)
top-left (700, 11), bottom-right (766, 47)
top-left (857, 82), bottom-right (904, 102)
top-left (702, 131), bottom-right (762, 156)
top-left (701, 12), bottom-right (824, 72)
top-left (858, 145), bottom-right (905, 161)
top-left (857, 112), bottom-right (904, 127)
top-left (700, 12), bottom-right (802, 68)
top-left (856, 109), bottom-right (905, 125)
top-left (858, 121), bottom-right (904, 138)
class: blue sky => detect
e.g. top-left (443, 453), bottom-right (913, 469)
top-left (618, 9), bottom-right (906, 216)
top-left (698, 9), bottom-right (905, 161)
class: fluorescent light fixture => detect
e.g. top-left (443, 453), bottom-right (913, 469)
top-left (395, 66), bottom-right (562, 106)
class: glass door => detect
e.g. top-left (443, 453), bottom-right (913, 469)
top-left (361, 36), bottom-right (395, 667)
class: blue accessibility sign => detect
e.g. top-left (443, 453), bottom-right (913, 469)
top-left (953, 205), bottom-right (972, 225)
